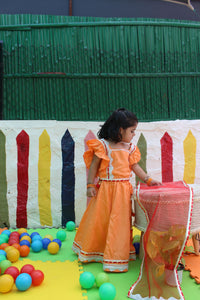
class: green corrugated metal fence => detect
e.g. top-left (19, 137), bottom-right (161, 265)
top-left (1, 14), bottom-right (200, 121)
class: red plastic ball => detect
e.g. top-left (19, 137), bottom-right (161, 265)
top-left (4, 266), bottom-right (20, 282)
top-left (20, 264), bottom-right (35, 275)
top-left (31, 270), bottom-right (44, 286)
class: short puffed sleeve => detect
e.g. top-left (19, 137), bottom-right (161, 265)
top-left (129, 145), bottom-right (141, 166)
top-left (83, 139), bottom-right (109, 172)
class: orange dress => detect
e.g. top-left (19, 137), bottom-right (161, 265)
top-left (72, 138), bottom-right (141, 272)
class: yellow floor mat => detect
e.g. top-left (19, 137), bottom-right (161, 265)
top-left (2, 258), bottom-right (85, 300)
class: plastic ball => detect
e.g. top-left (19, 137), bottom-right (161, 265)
top-left (42, 238), bottom-right (51, 249)
top-left (17, 228), bottom-right (27, 236)
top-left (0, 254), bottom-right (6, 262)
top-left (20, 232), bottom-right (29, 238)
top-left (19, 245), bottom-right (30, 257)
top-left (44, 234), bottom-right (53, 241)
top-left (0, 259), bottom-right (12, 274)
top-left (79, 272), bottom-right (95, 289)
top-left (32, 235), bottom-right (42, 242)
top-left (0, 243), bottom-right (9, 250)
top-left (4, 246), bottom-right (14, 253)
top-left (4, 266), bottom-right (20, 282)
top-left (20, 235), bottom-right (31, 243)
top-left (47, 242), bottom-right (59, 254)
top-left (0, 237), bottom-right (5, 244)
top-left (56, 230), bottom-right (66, 241)
top-left (20, 240), bottom-right (31, 247)
top-left (96, 272), bottom-right (110, 287)
top-left (20, 264), bottom-right (35, 275)
top-left (0, 274), bottom-right (14, 293)
top-left (1, 230), bottom-right (11, 237)
top-left (0, 234), bottom-right (9, 243)
top-left (15, 273), bottom-right (32, 291)
top-left (6, 248), bottom-right (20, 263)
top-left (66, 221), bottom-right (76, 231)
top-left (0, 250), bottom-right (6, 257)
top-left (31, 270), bottom-right (44, 286)
top-left (99, 283), bottom-right (116, 300)
top-left (31, 240), bottom-right (43, 252)
top-left (10, 231), bottom-right (20, 237)
top-left (52, 239), bottom-right (62, 248)
top-left (30, 232), bottom-right (40, 239)
top-left (11, 243), bottom-right (21, 252)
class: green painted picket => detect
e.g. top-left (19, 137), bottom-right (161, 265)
top-left (1, 14), bottom-right (200, 121)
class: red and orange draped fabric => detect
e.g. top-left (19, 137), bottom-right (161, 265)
top-left (128, 181), bottom-right (193, 300)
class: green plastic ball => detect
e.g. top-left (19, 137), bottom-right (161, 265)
top-left (95, 272), bottom-right (109, 287)
top-left (79, 272), bottom-right (95, 289)
top-left (56, 230), bottom-right (66, 242)
top-left (99, 283), bottom-right (116, 300)
top-left (66, 221), bottom-right (76, 231)
top-left (0, 254), bottom-right (6, 263)
top-left (0, 260), bottom-right (12, 274)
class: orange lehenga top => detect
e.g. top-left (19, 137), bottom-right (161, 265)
top-left (72, 139), bottom-right (141, 273)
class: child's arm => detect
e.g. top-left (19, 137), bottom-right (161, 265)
top-left (132, 163), bottom-right (161, 186)
top-left (87, 154), bottom-right (101, 197)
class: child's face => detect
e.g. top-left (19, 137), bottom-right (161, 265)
top-left (120, 124), bottom-right (137, 143)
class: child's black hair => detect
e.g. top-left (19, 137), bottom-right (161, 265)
top-left (97, 108), bottom-right (138, 143)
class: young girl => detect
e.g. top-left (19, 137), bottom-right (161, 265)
top-left (72, 108), bottom-right (160, 272)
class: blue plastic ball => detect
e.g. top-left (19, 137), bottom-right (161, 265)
top-left (0, 250), bottom-right (6, 257)
top-left (20, 232), bottom-right (30, 238)
top-left (20, 240), bottom-right (31, 247)
top-left (99, 283), bottom-right (116, 300)
top-left (42, 238), bottom-right (51, 249)
top-left (30, 232), bottom-right (40, 239)
top-left (52, 239), bottom-right (62, 248)
top-left (1, 230), bottom-right (11, 237)
top-left (16, 273), bottom-right (32, 291)
top-left (31, 240), bottom-right (43, 252)
top-left (32, 235), bottom-right (42, 242)
top-left (79, 272), bottom-right (95, 289)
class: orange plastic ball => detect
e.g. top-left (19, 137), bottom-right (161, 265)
top-left (0, 243), bottom-right (9, 250)
top-left (6, 248), bottom-right (20, 263)
top-left (19, 245), bottom-right (30, 257)
top-left (0, 274), bottom-right (14, 293)
top-left (11, 243), bottom-right (21, 252)
top-left (47, 242), bottom-right (59, 254)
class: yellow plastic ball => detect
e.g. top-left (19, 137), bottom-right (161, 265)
top-left (44, 234), bottom-right (53, 241)
top-left (0, 274), bottom-right (14, 293)
top-left (4, 246), bottom-right (15, 253)
top-left (20, 236), bottom-right (32, 243)
top-left (48, 242), bottom-right (59, 255)
top-left (18, 228), bottom-right (27, 235)
top-left (6, 248), bottom-right (20, 263)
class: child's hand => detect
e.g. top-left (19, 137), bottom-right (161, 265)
top-left (87, 187), bottom-right (97, 197)
top-left (149, 179), bottom-right (162, 186)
